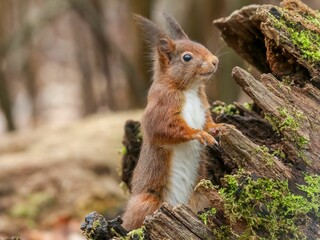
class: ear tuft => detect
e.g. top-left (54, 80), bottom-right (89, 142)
top-left (134, 14), bottom-right (167, 46)
top-left (163, 13), bottom-right (189, 40)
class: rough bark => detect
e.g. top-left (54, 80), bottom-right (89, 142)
top-left (144, 203), bottom-right (216, 240)
top-left (82, 0), bottom-right (320, 239)
top-left (213, 0), bottom-right (320, 83)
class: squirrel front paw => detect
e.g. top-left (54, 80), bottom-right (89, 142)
top-left (206, 123), bottom-right (231, 136)
top-left (193, 131), bottom-right (218, 146)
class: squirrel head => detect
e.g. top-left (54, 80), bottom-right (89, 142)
top-left (134, 13), bottom-right (219, 90)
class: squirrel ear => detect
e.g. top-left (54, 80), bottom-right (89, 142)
top-left (134, 14), bottom-right (167, 46)
top-left (163, 13), bottom-right (189, 40)
top-left (158, 38), bottom-right (175, 62)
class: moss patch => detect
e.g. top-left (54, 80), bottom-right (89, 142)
top-left (119, 146), bottom-right (127, 155)
top-left (125, 227), bottom-right (146, 240)
top-left (243, 102), bottom-right (254, 111)
top-left (298, 174), bottom-right (320, 218)
top-left (195, 179), bottom-right (217, 190)
top-left (199, 208), bottom-right (217, 225)
top-left (212, 103), bottom-right (239, 116)
top-left (264, 107), bottom-right (309, 150)
top-left (217, 171), bottom-right (319, 239)
top-left (254, 145), bottom-right (276, 166)
top-left (268, 7), bottom-right (320, 63)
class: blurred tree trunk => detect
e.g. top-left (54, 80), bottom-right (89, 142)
top-left (0, 71), bottom-right (15, 131)
top-left (71, 15), bottom-right (98, 115)
top-left (70, 0), bottom-right (116, 110)
top-left (23, 56), bottom-right (38, 126)
top-left (0, 1), bottom-right (15, 131)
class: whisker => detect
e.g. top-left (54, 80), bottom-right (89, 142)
top-left (214, 44), bottom-right (227, 56)
top-left (216, 51), bottom-right (232, 59)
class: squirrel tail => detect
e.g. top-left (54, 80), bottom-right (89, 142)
top-left (122, 192), bottom-right (161, 230)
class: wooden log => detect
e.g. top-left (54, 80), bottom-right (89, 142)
top-left (218, 124), bottom-right (292, 180)
top-left (232, 67), bottom-right (320, 174)
top-left (144, 203), bottom-right (216, 240)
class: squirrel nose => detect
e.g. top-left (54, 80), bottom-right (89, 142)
top-left (211, 56), bottom-right (219, 67)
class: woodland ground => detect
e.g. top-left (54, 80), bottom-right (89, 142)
top-left (0, 110), bottom-right (143, 240)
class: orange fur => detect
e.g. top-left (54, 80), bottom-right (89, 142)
top-left (122, 14), bottom-right (221, 230)
top-left (122, 192), bottom-right (162, 230)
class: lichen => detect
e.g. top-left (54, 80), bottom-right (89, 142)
top-left (218, 171), bottom-right (319, 239)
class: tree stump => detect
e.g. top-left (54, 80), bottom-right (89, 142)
top-left (81, 0), bottom-right (320, 239)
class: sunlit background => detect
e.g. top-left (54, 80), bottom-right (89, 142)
top-left (0, 0), bottom-right (319, 239)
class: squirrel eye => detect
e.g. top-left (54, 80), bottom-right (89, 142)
top-left (182, 53), bottom-right (193, 62)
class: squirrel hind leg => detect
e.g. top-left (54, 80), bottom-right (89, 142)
top-left (122, 193), bottom-right (162, 231)
top-left (188, 190), bottom-right (211, 213)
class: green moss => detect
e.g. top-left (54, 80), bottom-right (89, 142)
top-left (126, 227), bottom-right (145, 240)
top-left (218, 171), bottom-right (319, 239)
top-left (196, 179), bottom-right (216, 190)
top-left (199, 208), bottom-right (217, 225)
top-left (305, 14), bottom-right (320, 28)
top-left (82, 213), bottom-right (108, 240)
top-left (213, 225), bottom-right (234, 240)
top-left (212, 104), bottom-right (239, 116)
top-left (198, 207), bottom-right (234, 239)
top-left (243, 102), bottom-right (254, 111)
top-left (297, 150), bottom-right (311, 165)
top-left (254, 145), bottom-right (276, 166)
top-left (136, 128), bottom-right (143, 142)
top-left (278, 108), bottom-right (303, 132)
top-left (298, 174), bottom-right (320, 217)
top-left (279, 76), bottom-right (294, 88)
top-left (272, 148), bottom-right (286, 159)
top-left (264, 107), bottom-right (309, 151)
top-left (254, 145), bottom-right (286, 166)
top-left (119, 146), bottom-right (127, 155)
top-left (269, 8), bottom-right (320, 62)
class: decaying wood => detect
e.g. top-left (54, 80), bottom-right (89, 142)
top-left (214, 0), bottom-right (320, 83)
top-left (144, 203), bottom-right (215, 240)
top-left (81, 212), bottom-right (128, 240)
top-left (82, 0), bottom-right (320, 239)
top-left (218, 125), bottom-right (293, 180)
top-left (232, 67), bottom-right (320, 173)
top-left (121, 120), bottom-right (142, 191)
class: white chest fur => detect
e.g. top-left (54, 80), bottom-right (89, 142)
top-left (182, 88), bottom-right (206, 129)
top-left (164, 87), bottom-right (206, 205)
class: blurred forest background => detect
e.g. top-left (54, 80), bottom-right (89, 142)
top-left (0, 0), bottom-right (319, 239)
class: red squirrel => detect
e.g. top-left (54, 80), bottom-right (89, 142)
top-left (122, 14), bottom-right (222, 230)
